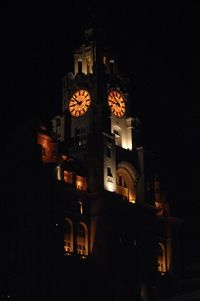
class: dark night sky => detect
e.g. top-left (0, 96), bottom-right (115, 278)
top-left (1, 3), bottom-right (200, 262)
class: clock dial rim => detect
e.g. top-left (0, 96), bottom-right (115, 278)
top-left (69, 89), bottom-right (91, 117)
top-left (107, 89), bottom-right (126, 118)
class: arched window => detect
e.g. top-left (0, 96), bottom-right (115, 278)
top-left (64, 218), bottom-right (73, 255)
top-left (116, 162), bottom-right (138, 203)
top-left (55, 165), bottom-right (62, 181)
top-left (113, 126), bottom-right (122, 147)
top-left (77, 222), bottom-right (88, 258)
top-left (158, 242), bottom-right (166, 273)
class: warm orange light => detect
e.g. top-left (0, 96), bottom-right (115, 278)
top-left (64, 218), bottom-right (73, 254)
top-left (76, 175), bottom-right (87, 191)
top-left (116, 165), bottom-right (137, 203)
top-left (77, 222), bottom-right (88, 256)
top-left (69, 89), bottom-right (91, 117)
top-left (37, 132), bottom-right (56, 163)
top-left (56, 166), bottom-right (62, 181)
top-left (61, 155), bottom-right (68, 161)
top-left (64, 171), bottom-right (74, 184)
top-left (155, 202), bottom-right (164, 216)
top-left (108, 89), bottom-right (126, 118)
top-left (76, 181), bottom-right (82, 190)
top-left (158, 243), bottom-right (166, 273)
top-left (78, 200), bottom-right (83, 215)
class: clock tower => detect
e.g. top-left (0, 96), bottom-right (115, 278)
top-left (49, 28), bottom-right (182, 301)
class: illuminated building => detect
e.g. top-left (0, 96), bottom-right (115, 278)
top-left (38, 28), bottom-right (181, 301)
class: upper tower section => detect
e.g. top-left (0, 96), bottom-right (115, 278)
top-left (73, 28), bottom-right (118, 77)
top-left (52, 27), bottom-right (140, 156)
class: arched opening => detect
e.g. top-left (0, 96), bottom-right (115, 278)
top-left (158, 242), bottom-right (166, 274)
top-left (77, 222), bottom-right (88, 258)
top-left (116, 162), bottom-right (138, 203)
top-left (113, 125), bottom-right (122, 147)
top-left (55, 165), bottom-right (62, 181)
top-left (64, 218), bottom-right (73, 255)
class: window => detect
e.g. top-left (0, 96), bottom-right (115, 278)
top-left (158, 243), bottom-right (166, 273)
top-left (116, 164), bottom-right (137, 203)
top-left (78, 61), bottom-right (82, 73)
top-left (106, 145), bottom-right (111, 158)
top-left (78, 200), bottom-right (83, 215)
top-left (64, 171), bottom-right (73, 184)
top-left (64, 218), bottom-right (73, 254)
top-left (113, 129), bottom-right (120, 136)
top-left (113, 126), bottom-right (122, 146)
top-left (109, 59), bottom-right (115, 74)
top-left (56, 166), bottom-right (62, 181)
top-left (76, 176), bottom-right (87, 191)
top-left (78, 223), bottom-right (85, 238)
top-left (77, 222), bottom-right (88, 257)
top-left (75, 127), bottom-right (86, 146)
top-left (107, 167), bottom-right (113, 177)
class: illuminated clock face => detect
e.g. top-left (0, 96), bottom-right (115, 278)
top-left (69, 89), bottom-right (91, 117)
top-left (108, 90), bottom-right (126, 118)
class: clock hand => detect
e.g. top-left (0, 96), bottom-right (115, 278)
top-left (109, 98), bottom-right (118, 105)
top-left (109, 100), bottom-right (117, 106)
top-left (72, 97), bottom-right (82, 105)
top-left (113, 96), bottom-right (120, 106)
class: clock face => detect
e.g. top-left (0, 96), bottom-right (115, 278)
top-left (108, 90), bottom-right (126, 118)
top-left (69, 89), bottom-right (91, 117)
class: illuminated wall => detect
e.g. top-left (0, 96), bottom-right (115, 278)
top-left (37, 132), bottom-right (56, 163)
top-left (111, 116), bottom-right (134, 150)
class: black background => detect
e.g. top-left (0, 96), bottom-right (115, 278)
top-left (1, 3), bottom-right (200, 267)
